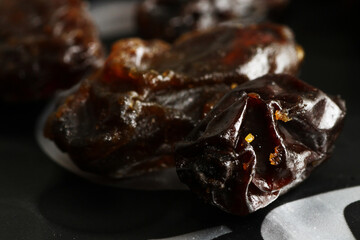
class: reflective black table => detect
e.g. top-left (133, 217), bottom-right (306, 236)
top-left (1, 0), bottom-right (359, 239)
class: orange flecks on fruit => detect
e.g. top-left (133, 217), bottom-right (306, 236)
top-left (269, 146), bottom-right (281, 165)
top-left (243, 162), bottom-right (250, 170)
top-left (275, 110), bottom-right (292, 122)
top-left (248, 92), bottom-right (260, 99)
top-left (231, 83), bottom-right (238, 89)
top-left (245, 133), bottom-right (255, 143)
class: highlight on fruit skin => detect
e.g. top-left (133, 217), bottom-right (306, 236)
top-left (175, 74), bottom-right (346, 215)
top-left (44, 22), bottom-right (303, 179)
top-left (136, 0), bottom-right (291, 41)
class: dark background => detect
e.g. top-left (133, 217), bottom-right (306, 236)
top-left (0, 0), bottom-right (359, 239)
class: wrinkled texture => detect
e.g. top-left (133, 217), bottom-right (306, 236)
top-left (175, 74), bottom-right (346, 215)
top-left (137, 0), bottom-right (289, 41)
top-left (0, 0), bottom-right (104, 101)
top-left (44, 23), bottom-right (302, 178)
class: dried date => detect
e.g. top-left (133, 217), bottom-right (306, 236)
top-left (0, 0), bottom-right (104, 101)
top-left (175, 74), bottom-right (346, 215)
top-left (137, 0), bottom-right (290, 41)
top-left (44, 23), bottom-right (302, 178)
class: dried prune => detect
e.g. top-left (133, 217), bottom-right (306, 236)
top-left (136, 0), bottom-right (289, 41)
top-left (175, 74), bottom-right (346, 215)
top-left (44, 23), bottom-right (303, 178)
top-left (0, 0), bottom-right (104, 101)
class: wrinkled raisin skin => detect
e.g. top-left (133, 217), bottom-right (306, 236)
top-left (175, 74), bottom-right (346, 215)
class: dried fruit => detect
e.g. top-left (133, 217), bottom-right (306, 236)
top-left (0, 0), bottom-right (104, 101)
top-left (44, 23), bottom-right (302, 178)
top-left (137, 0), bottom-right (290, 41)
top-left (175, 74), bottom-right (346, 215)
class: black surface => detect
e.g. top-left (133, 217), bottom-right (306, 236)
top-left (345, 201), bottom-right (360, 239)
top-left (1, 0), bottom-right (360, 239)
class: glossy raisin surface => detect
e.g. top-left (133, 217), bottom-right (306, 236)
top-left (175, 74), bottom-right (346, 215)
top-left (137, 0), bottom-right (289, 41)
top-left (44, 23), bottom-right (302, 178)
top-left (0, 0), bottom-right (104, 101)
